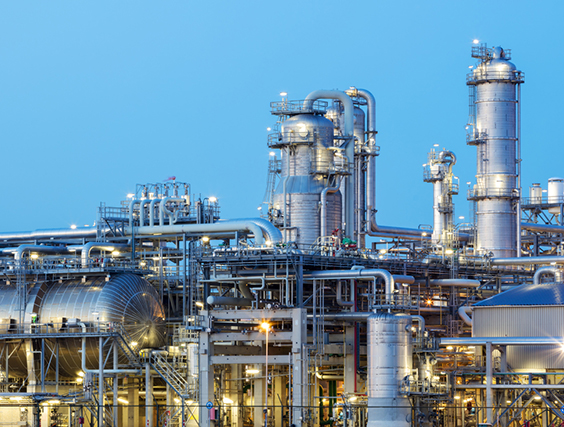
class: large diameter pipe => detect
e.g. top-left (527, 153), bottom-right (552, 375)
top-left (427, 279), bottom-right (481, 287)
top-left (14, 245), bottom-right (70, 261)
top-left (304, 90), bottom-right (355, 239)
top-left (130, 220), bottom-right (265, 245)
top-left (0, 227), bottom-right (99, 242)
top-left (533, 266), bottom-right (564, 284)
top-left (458, 306), bottom-right (473, 326)
top-left (521, 222), bottom-right (564, 233)
top-left (222, 218), bottom-right (283, 244)
top-left (491, 256), bottom-right (564, 266)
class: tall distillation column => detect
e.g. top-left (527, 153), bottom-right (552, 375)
top-left (423, 150), bottom-right (458, 247)
top-left (467, 44), bottom-right (524, 257)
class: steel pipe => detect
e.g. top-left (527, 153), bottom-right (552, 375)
top-left (304, 90), bottom-right (355, 238)
top-left (491, 256), bottom-right (564, 266)
top-left (130, 220), bottom-right (266, 245)
top-left (306, 268), bottom-right (397, 303)
top-left (458, 306), bottom-right (473, 326)
top-left (533, 266), bottom-right (564, 284)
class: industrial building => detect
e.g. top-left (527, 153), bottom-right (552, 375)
top-left (0, 43), bottom-right (563, 427)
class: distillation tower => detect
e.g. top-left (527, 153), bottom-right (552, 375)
top-left (467, 45), bottom-right (524, 257)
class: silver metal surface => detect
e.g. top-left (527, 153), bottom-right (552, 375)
top-left (304, 91), bottom-right (355, 239)
top-left (273, 114), bottom-right (343, 246)
top-left (529, 183), bottom-right (543, 203)
top-left (472, 306), bottom-right (564, 370)
top-left (468, 46), bottom-right (523, 257)
top-left (548, 178), bottom-right (564, 214)
top-left (0, 273), bottom-right (165, 378)
top-left (367, 312), bottom-right (412, 427)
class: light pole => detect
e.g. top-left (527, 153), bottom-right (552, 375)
top-left (261, 322), bottom-right (271, 427)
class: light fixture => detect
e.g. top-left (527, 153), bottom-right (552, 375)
top-left (201, 236), bottom-right (210, 243)
top-left (223, 397), bottom-right (233, 404)
top-left (534, 395), bottom-right (541, 401)
top-left (111, 251), bottom-right (120, 256)
top-left (349, 396), bottom-right (358, 402)
top-left (454, 395), bottom-right (461, 400)
top-left (127, 193), bottom-right (135, 199)
top-left (280, 92), bottom-right (287, 97)
top-left (506, 400), bottom-right (512, 404)
top-left (30, 254), bottom-right (39, 259)
top-left (446, 346), bottom-right (453, 351)
top-left (71, 224), bottom-right (77, 229)
top-left (118, 398), bottom-right (129, 404)
top-left (195, 301), bottom-right (204, 308)
top-left (209, 197), bottom-right (217, 203)
top-left (174, 398), bottom-right (181, 404)
top-left (77, 371), bottom-right (85, 377)
top-left (473, 39), bottom-right (479, 44)
top-left (267, 127), bottom-right (271, 132)
top-left (246, 368), bottom-right (260, 375)
top-left (260, 322), bottom-right (271, 331)
top-left (445, 249), bottom-right (454, 255)
top-left (130, 342), bottom-right (138, 347)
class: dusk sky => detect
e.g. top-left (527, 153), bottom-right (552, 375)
top-left (1, 1), bottom-right (562, 244)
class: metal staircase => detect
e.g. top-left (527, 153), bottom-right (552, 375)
top-left (147, 351), bottom-right (190, 397)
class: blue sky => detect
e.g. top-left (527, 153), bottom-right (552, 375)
top-left (0, 1), bottom-right (562, 242)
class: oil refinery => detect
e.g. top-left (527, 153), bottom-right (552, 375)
top-left (1, 42), bottom-right (563, 427)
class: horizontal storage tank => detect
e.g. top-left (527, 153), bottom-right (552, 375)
top-left (0, 273), bottom-right (166, 378)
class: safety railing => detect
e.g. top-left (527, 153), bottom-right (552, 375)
top-left (466, 70), bottom-right (524, 84)
top-left (270, 99), bottom-right (328, 115)
top-left (468, 187), bottom-right (519, 200)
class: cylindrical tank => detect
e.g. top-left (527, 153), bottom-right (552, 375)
top-left (367, 312), bottom-right (412, 427)
top-left (273, 114), bottom-right (342, 247)
top-left (468, 46), bottom-right (523, 257)
top-left (548, 178), bottom-right (564, 214)
top-left (0, 273), bottom-right (166, 378)
top-left (529, 183), bottom-right (542, 204)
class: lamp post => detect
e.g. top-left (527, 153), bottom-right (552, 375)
top-left (261, 322), bottom-right (271, 427)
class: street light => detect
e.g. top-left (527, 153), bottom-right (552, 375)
top-left (260, 322), bottom-right (271, 427)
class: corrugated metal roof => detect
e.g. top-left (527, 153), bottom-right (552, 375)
top-left (473, 283), bottom-right (564, 307)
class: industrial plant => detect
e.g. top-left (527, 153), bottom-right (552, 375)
top-left (1, 43), bottom-right (563, 427)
